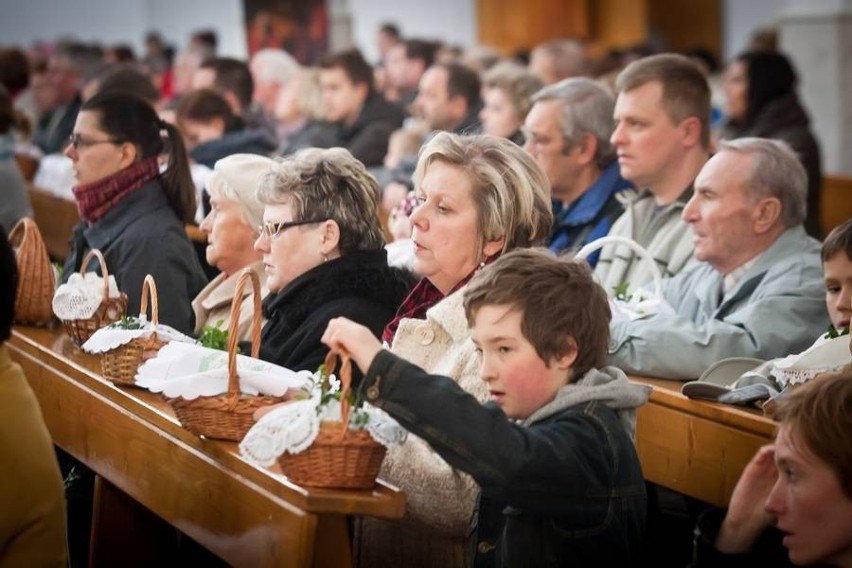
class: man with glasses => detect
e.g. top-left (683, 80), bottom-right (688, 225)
top-left (522, 77), bottom-right (630, 265)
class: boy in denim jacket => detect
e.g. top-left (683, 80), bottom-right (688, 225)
top-left (322, 248), bottom-right (651, 566)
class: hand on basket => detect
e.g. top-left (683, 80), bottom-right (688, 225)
top-left (716, 444), bottom-right (778, 553)
top-left (321, 317), bottom-right (382, 374)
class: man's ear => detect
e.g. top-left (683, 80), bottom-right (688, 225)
top-left (680, 115), bottom-right (703, 148)
top-left (572, 133), bottom-right (599, 167)
top-left (753, 197), bottom-right (782, 234)
top-left (320, 219), bottom-right (341, 255)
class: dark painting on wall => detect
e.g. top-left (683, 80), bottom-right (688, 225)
top-left (244, 0), bottom-right (328, 64)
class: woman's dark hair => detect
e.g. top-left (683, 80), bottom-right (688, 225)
top-left (175, 88), bottom-right (242, 133)
top-left (736, 50), bottom-right (797, 124)
top-left (0, 226), bottom-right (18, 342)
top-left (0, 84), bottom-right (29, 137)
top-left (81, 91), bottom-right (196, 223)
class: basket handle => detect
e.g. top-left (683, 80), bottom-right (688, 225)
top-left (575, 235), bottom-right (665, 301)
top-left (139, 275), bottom-right (159, 326)
top-left (80, 248), bottom-right (112, 300)
top-left (226, 268), bottom-right (262, 397)
top-left (323, 350), bottom-right (353, 438)
top-left (7, 217), bottom-right (33, 249)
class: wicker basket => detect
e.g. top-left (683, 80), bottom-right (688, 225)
top-left (9, 218), bottom-right (56, 325)
top-left (279, 352), bottom-right (387, 489)
top-left (101, 275), bottom-right (167, 386)
top-left (168, 268), bottom-right (283, 441)
top-left (62, 249), bottom-right (128, 346)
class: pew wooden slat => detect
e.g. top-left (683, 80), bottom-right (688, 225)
top-left (821, 174), bottom-right (852, 236)
top-left (8, 325), bottom-right (405, 567)
top-left (26, 185), bottom-right (79, 262)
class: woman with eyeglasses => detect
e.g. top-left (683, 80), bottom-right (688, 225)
top-left (62, 91), bottom-right (208, 334)
top-left (191, 153), bottom-right (272, 342)
top-left (255, 146), bottom-right (414, 374)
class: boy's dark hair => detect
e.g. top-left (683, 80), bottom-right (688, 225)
top-left (199, 56), bottom-right (254, 110)
top-left (0, 226), bottom-right (18, 341)
top-left (463, 248), bottom-right (611, 379)
top-left (176, 88), bottom-right (240, 131)
top-left (318, 48), bottom-right (375, 94)
top-left (821, 218), bottom-right (852, 262)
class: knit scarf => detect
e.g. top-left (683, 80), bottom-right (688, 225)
top-left (72, 156), bottom-right (160, 223)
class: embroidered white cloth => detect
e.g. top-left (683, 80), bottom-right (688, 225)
top-left (135, 341), bottom-right (311, 399)
top-left (52, 272), bottom-right (121, 320)
top-left (773, 334), bottom-right (851, 387)
top-left (81, 316), bottom-right (196, 353)
top-left (239, 377), bottom-right (407, 468)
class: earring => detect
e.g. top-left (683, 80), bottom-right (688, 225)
top-left (323, 254), bottom-right (329, 262)
top-left (477, 260), bottom-right (486, 271)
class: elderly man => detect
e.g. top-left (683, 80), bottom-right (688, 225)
top-left (523, 78), bottom-right (631, 263)
top-left (608, 138), bottom-right (827, 380)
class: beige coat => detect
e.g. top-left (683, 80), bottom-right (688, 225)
top-left (191, 261), bottom-right (269, 343)
top-left (356, 287), bottom-right (487, 568)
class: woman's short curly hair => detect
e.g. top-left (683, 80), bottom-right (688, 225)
top-left (258, 147), bottom-right (385, 255)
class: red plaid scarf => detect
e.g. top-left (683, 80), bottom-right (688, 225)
top-left (382, 268), bottom-right (481, 345)
top-left (72, 156), bottom-right (160, 223)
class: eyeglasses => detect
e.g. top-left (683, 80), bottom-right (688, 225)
top-left (257, 219), bottom-right (325, 239)
top-left (67, 133), bottom-right (122, 150)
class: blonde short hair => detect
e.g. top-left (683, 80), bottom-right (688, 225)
top-left (413, 132), bottom-right (553, 259)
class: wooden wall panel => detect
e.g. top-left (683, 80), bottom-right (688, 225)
top-left (476, 0), bottom-right (589, 55)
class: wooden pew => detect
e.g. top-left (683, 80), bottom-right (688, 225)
top-left (8, 325), bottom-right (405, 567)
top-left (821, 174), bottom-right (852, 236)
top-left (26, 185), bottom-right (80, 262)
top-left (630, 375), bottom-right (776, 507)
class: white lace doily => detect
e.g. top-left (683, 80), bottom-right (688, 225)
top-left (52, 272), bottom-right (121, 320)
top-left (239, 386), bottom-right (407, 468)
top-left (135, 341), bottom-right (312, 398)
top-left (81, 316), bottom-right (196, 353)
top-left (773, 334), bottom-right (851, 387)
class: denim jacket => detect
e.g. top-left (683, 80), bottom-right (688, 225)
top-left (362, 351), bottom-right (651, 567)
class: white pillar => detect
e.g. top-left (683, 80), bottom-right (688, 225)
top-left (780, 0), bottom-right (852, 175)
top-left (328, 0), bottom-right (353, 52)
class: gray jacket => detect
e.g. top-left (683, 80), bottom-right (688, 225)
top-left (594, 188), bottom-right (695, 295)
top-left (609, 226), bottom-right (828, 380)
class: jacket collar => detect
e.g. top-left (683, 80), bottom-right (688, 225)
top-left (692, 225), bottom-right (810, 313)
top-left (552, 162), bottom-right (631, 227)
top-left (199, 260), bottom-right (267, 311)
top-left (82, 179), bottom-right (169, 251)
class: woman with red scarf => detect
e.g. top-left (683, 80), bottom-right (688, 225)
top-left (358, 132), bottom-right (553, 567)
top-left (62, 92), bottom-right (207, 335)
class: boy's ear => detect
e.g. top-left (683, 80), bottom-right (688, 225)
top-left (554, 337), bottom-right (578, 370)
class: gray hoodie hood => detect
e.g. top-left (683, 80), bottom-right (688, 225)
top-left (522, 366), bottom-right (652, 439)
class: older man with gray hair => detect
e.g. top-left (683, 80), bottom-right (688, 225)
top-left (609, 137), bottom-right (828, 380)
top-left (523, 77), bottom-right (631, 262)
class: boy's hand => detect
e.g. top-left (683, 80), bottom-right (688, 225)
top-left (321, 317), bottom-right (382, 374)
top-left (716, 444), bottom-right (778, 553)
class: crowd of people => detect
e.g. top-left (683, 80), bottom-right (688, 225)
top-left (1, 20), bottom-right (850, 568)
